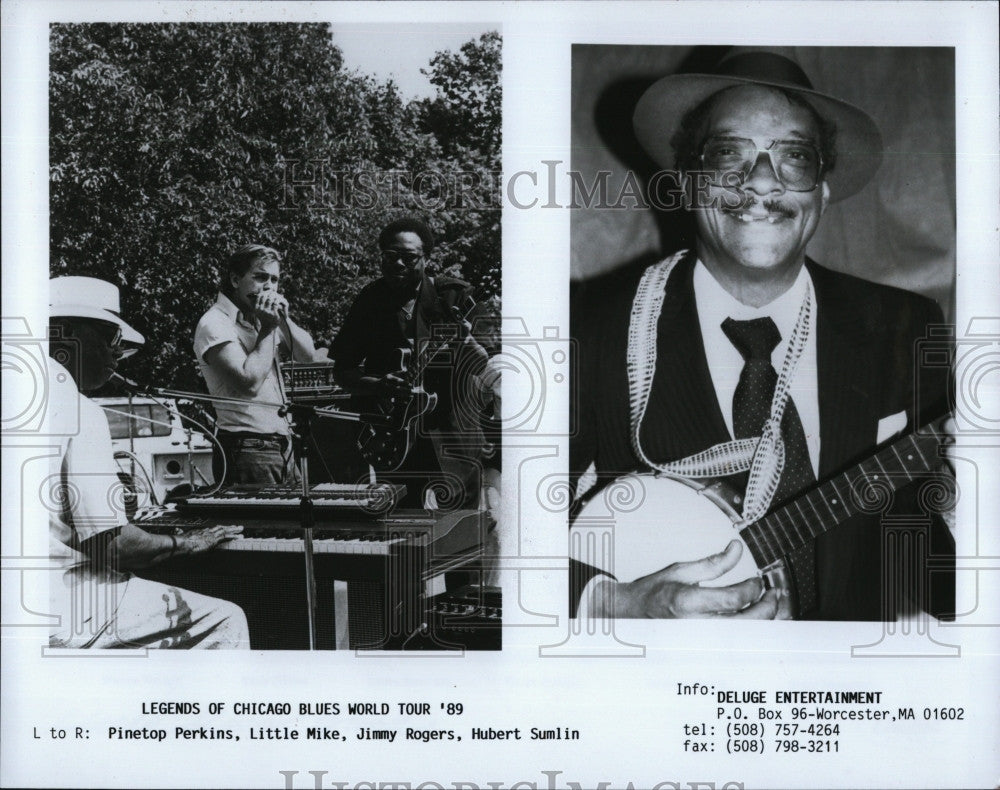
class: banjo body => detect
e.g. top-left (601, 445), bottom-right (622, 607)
top-left (570, 473), bottom-right (791, 604)
top-left (569, 418), bottom-right (949, 618)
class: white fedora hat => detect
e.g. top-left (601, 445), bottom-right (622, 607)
top-left (633, 47), bottom-right (884, 202)
top-left (49, 276), bottom-right (144, 346)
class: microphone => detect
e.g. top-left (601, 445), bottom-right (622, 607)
top-left (110, 372), bottom-right (150, 394)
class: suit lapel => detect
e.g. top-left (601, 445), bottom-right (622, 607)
top-left (641, 254), bottom-right (732, 464)
top-left (640, 257), bottom-right (882, 476)
top-left (809, 260), bottom-right (880, 478)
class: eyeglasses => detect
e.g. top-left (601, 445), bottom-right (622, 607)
top-left (380, 250), bottom-right (423, 266)
top-left (91, 322), bottom-right (123, 349)
top-left (700, 136), bottom-right (824, 192)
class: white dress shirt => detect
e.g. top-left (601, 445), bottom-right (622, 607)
top-left (577, 259), bottom-right (822, 616)
top-left (693, 260), bottom-right (821, 477)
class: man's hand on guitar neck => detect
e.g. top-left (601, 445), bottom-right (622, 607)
top-left (341, 370), bottom-right (412, 395)
top-left (376, 371), bottom-right (413, 395)
top-left (587, 540), bottom-right (783, 619)
top-left (449, 303), bottom-right (490, 373)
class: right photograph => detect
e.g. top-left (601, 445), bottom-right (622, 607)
top-left (568, 46), bottom-right (957, 622)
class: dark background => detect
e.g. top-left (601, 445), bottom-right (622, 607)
top-left (570, 45), bottom-right (956, 319)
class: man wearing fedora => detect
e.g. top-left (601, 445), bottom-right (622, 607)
top-left (48, 276), bottom-right (250, 648)
top-left (570, 49), bottom-right (954, 621)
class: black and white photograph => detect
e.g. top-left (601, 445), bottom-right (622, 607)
top-left (2, 3), bottom-right (998, 789)
top-left (42, 19), bottom-right (503, 652)
top-left (568, 45), bottom-right (957, 623)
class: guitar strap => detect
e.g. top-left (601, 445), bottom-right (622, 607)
top-left (626, 251), bottom-right (814, 525)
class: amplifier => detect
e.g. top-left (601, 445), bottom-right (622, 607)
top-left (407, 585), bottom-right (502, 651)
top-left (278, 361), bottom-right (349, 402)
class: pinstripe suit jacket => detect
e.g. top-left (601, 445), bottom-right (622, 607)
top-left (570, 252), bottom-right (954, 620)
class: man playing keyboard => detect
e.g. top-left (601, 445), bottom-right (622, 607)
top-left (48, 276), bottom-right (249, 649)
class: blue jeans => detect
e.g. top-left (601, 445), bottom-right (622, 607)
top-left (214, 432), bottom-right (300, 487)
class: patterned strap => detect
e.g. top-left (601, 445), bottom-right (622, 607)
top-left (626, 252), bottom-right (814, 524)
top-left (741, 281), bottom-right (813, 523)
top-left (627, 252), bottom-right (757, 479)
top-left (626, 251), bottom-right (680, 469)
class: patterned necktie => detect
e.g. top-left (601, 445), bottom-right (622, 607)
top-left (721, 316), bottom-right (818, 615)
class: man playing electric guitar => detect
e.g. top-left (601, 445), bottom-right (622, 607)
top-left (332, 217), bottom-right (490, 509)
top-left (570, 48), bottom-right (956, 621)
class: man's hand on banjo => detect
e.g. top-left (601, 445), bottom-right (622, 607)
top-left (588, 540), bottom-right (784, 619)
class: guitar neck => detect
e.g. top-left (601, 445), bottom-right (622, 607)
top-left (739, 419), bottom-right (945, 568)
top-left (404, 298), bottom-right (476, 386)
top-left (407, 335), bottom-right (452, 386)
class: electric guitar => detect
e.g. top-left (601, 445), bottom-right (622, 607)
top-left (570, 418), bottom-right (952, 614)
top-left (358, 295), bottom-right (477, 471)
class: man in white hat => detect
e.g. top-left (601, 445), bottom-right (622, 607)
top-left (48, 275), bottom-right (250, 648)
top-left (570, 49), bottom-right (954, 621)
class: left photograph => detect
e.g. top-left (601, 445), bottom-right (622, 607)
top-left (46, 22), bottom-right (502, 650)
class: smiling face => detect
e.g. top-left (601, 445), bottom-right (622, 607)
top-left (230, 258), bottom-right (280, 315)
top-left (379, 231), bottom-right (426, 290)
top-left (691, 85), bottom-right (830, 304)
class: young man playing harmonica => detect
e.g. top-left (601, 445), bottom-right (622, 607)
top-left (194, 244), bottom-right (322, 486)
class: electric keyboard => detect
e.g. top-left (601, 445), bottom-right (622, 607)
top-left (135, 504), bottom-right (482, 561)
top-left (174, 482), bottom-right (406, 519)
top-left (134, 505), bottom-right (492, 649)
top-left (136, 510), bottom-right (406, 555)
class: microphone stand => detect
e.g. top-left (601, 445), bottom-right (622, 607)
top-left (281, 336), bottom-right (318, 651)
top-left (281, 402), bottom-right (319, 651)
top-left (140, 385), bottom-right (386, 427)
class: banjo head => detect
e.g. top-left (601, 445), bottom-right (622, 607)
top-left (570, 473), bottom-right (761, 587)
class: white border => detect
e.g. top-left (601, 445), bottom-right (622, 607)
top-left (3, 3), bottom-right (998, 789)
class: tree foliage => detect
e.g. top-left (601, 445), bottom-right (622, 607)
top-left (417, 31), bottom-right (502, 296)
top-left (49, 23), bottom-right (501, 393)
top-left (420, 31), bottom-right (501, 161)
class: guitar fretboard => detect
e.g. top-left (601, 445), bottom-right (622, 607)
top-left (739, 421), bottom-right (945, 568)
top-left (408, 330), bottom-right (457, 386)
top-left (406, 297), bottom-right (476, 387)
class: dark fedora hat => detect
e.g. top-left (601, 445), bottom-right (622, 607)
top-left (632, 47), bottom-right (883, 201)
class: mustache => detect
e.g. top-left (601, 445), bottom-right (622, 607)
top-left (722, 193), bottom-right (796, 218)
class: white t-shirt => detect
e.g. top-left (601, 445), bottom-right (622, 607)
top-left (193, 293), bottom-right (292, 435)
